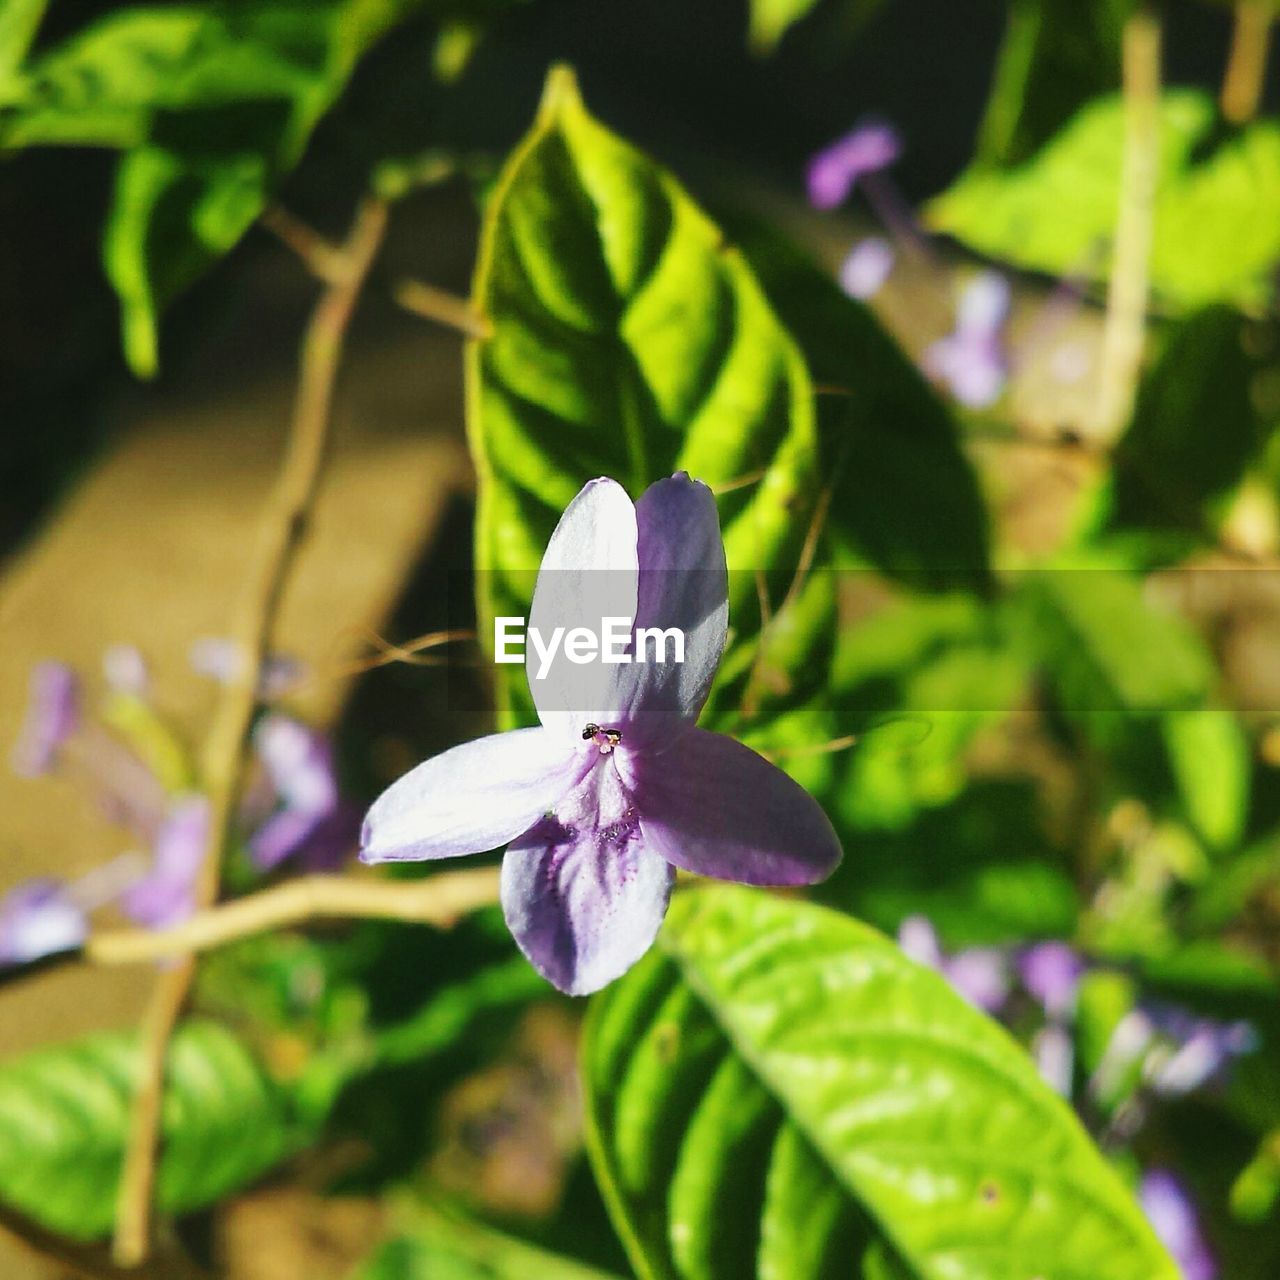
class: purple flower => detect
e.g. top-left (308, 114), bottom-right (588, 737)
top-left (0, 880), bottom-right (87, 965)
top-left (897, 915), bottom-right (1010, 1013)
top-left (190, 637), bottom-right (302, 700)
top-left (11, 662), bottom-right (79, 777)
top-left (360, 475), bottom-right (841, 994)
top-left (1019, 941), bottom-right (1085, 1020)
top-left (121, 795), bottom-right (210, 929)
top-left (1033, 1023), bottom-right (1075, 1096)
top-left (839, 237), bottom-right (895, 300)
top-left (1140, 1171), bottom-right (1216, 1280)
top-left (249, 715), bottom-right (355, 871)
top-left (103, 645), bottom-right (149, 697)
top-left (807, 120), bottom-right (902, 210)
top-left (923, 270), bottom-right (1011, 409)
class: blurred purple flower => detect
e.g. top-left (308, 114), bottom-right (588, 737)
top-left (190, 637), bottom-right (303, 700)
top-left (121, 795), bottom-right (210, 929)
top-left (1020, 941), bottom-right (1085, 1020)
top-left (1033, 1023), bottom-right (1075, 1096)
top-left (1093, 1005), bottom-right (1257, 1105)
top-left (249, 714), bottom-right (357, 871)
top-left (839, 236), bottom-right (895, 300)
top-left (361, 475), bottom-right (841, 995)
top-left (1140, 1170), bottom-right (1216, 1280)
top-left (11, 662), bottom-right (79, 777)
top-left (0, 880), bottom-right (86, 965)
top-left (923, 270), bottom-right (1011, 409)
top-left (103, 645), bottom-right (150, 697)
top-left (807, 120), bottom-right (902, 210)
top-left (897, 916), bottom-right (1010, 1013)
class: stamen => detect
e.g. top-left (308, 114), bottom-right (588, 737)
top-left (581, 723), bottom-right (623, 754)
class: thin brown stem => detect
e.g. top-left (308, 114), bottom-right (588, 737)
top-left (86, 868), bottom-right (502, 966)
top-left (259, 205), bottom-right (348, 283)
top-left (394, 278), bottom-right (493, 338)
top-left (1222, 0), bottom-right (1274, 124)
top-left (111, 198), bottom-right (388, 1266)
top-left (1093, 9), bottom-right (1161, 439)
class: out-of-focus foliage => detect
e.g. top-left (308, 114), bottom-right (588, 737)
top-left (0, 1019), bottom-right (293, 1239)
top-left (930, 90), bottom-right (1280, 312)
top-left (975, 0), bottom-right (1131, 166)
top-left (0, 0), bottom-right (514, 375)
top-left (584, 886), bottom-right (1177, 1280)
top-left (356, 1206), bottom-right (624, 1279)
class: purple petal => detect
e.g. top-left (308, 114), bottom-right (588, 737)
top-left (1019, 941), bottom-right (1085, 1020)
top-left (103, 645), bottom-right (150, 696)
top-left (897, 915), bottom-right (943, 969)
top-left (1140, 1171), bottom-right (1217, 1280)
top-left (122, 795), bottom-right (210, 929)
top-left (189, 637), bottom-right (303, 699)
top-left (957, 270), bottom-right (1011, 335)
top-left (526, 479), bottom-right (641, 739)
top-left (839, 237), bottom-right (895, 300)
top-left (251, 800), bottom-right (359, 872)
top-left (501, 761), bottom-right (673, 994)
top-left (943, 947), bottom-right (1011, 1013)
top-left (806, 121), bottom-right (903, 210)
top-left (616, 473), bottom-right (728, 736)
top-left (360, 727), bottom-right (586, 863)
top-left (1033, 1024), bottom-right (1075, 1096)
top-left (254, 714), bottom-right (338, 814)
top-left (0, 880), bottom-right (86, 965)
top-left (923, 333), bottom-right (1006, 409)
top-left (621, 726), bottom-right (841, 886)
top-left (11, 662), bottom-right (79, 777)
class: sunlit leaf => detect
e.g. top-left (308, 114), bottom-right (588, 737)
top-left (584, 885), bottom-right (1177, 1280)
top-left (1162, 707), bottom-right (1251, 852)
top-left (1021, 567), bottom-right (1215, 727)
top-left (468, 65), bottom-right (820, 727)
top-left (0, 1020), bottom-right (294, 1239)
top-left (356, 1207), bottom-right (624, 1279)
top-left (929, 89), bottom-right (1280, 313)
top-left (0, 0), bottom-right (426, 374)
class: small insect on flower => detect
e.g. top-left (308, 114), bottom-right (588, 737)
top-left (360, 473), bottom-right (842, 995)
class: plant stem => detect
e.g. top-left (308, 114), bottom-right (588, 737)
top-left (111, 197), bottom-right (388, 1266)
top-left (1093, 9), bottom-right (1161, 440)
top-left (86, 867), bottom-right (502, 965)
top-left (1222, 0), bottom-right (1274, 124)
top-left (394, 278), bottom-right (493, 338)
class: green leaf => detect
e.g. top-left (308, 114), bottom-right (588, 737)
top-left (974, 0), bottom-right (1130, 167)
top-left (105, 143), bottom-right (270, 376)
top-left (0, 1019), bottom-right (294, 1240)
top-left (356, 1206), bottom-right (624, 1280)
top-left (584, 885), bottom-right (1177, 1280)
top-left (468, 65), bottom-right (820, 727)
top-left (0, 0), bottom-right (47, 81)
top-left (728, 220), bottom-right (991, 592)
top-left (1096, 306), bottom-right (1261, 551)
top-left (1022, 567), bottom-right (1215, 727)
top-left (929, 89), bottom-right (1280, 313)
top-left (1162, 708), bottom-right (1251, 852)
top-left (0, 7), bottom-right (317, 150)
top-left (2, 0), bottom-right (422, 375)
top-left (747, 0), bottom-right (823, 53)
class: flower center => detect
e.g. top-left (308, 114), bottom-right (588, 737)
top-left (581, 722), bottom-right (623, 754)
